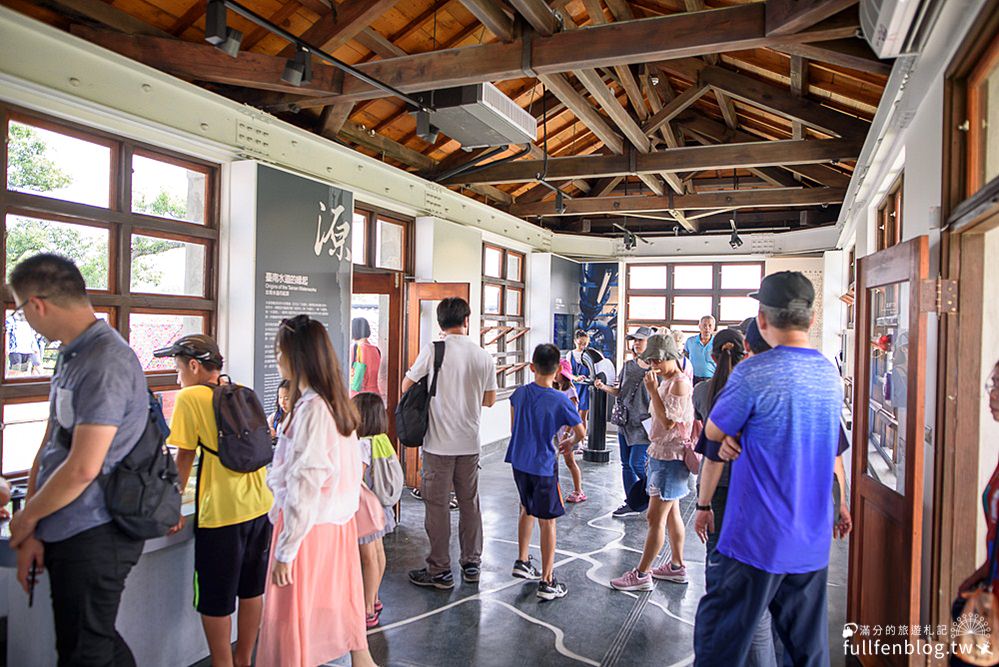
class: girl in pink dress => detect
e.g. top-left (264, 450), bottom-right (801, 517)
top-left (257, 315), bottom-right (377, 667)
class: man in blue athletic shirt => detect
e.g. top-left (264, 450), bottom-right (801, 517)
top-left (692, 271), bottom-right (850, 667)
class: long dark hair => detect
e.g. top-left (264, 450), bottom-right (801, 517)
top-left (705, 334), bottom-right (746, 413)
top-left (275, 315), bottom-right (359, 436)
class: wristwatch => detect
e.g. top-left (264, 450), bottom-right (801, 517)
top-left (695, 503), bottom-right (712, 512)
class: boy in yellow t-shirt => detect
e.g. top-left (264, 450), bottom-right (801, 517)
top-left (154, 334), bottom-right (273, 667)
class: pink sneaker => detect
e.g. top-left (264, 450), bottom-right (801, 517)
top-left (610, 568), bottom-right (653, 591)
top-left (566, 490), bottom-right (587, 503)
top-left (651, 561), bottom-right (688, 583)
top-left (365, 610), bottom-right (380, 628)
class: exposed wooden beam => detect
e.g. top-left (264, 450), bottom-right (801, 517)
top-left (537, 74), bottom-right (625, 154)
top-left (510, 187), bottom-right (848, 216)
top-left (507, 0), bottom-right (559, 34)
top-left (39, 0), bottom-right (171, 36)
top-left (354, 28), bottom-right (408, 58)
top-left (319, 103), bottom-right (355, 135)
top-left (276, 3), bottom-right (860, 108)
top-left (574, 70), bottom-right (649, 153)
top-left (642, 83), bottom-right (710, 135)
top-left (682, 0), bottom-right (718, 65)
top-left (592, 176), bottom-right (624, 197)
top-left (71, 26), bottom-right (344, 96)
top-left (443, 137), bottom-right (862, 184)
top-left (279, 0), bottom-right (401, 57)
top-left (789, 54), bottom-right (806, 149)
top-left (776, 39), bottom-right (893, 76)
top-left (766, 0), bottom-right (859, 36)
top-left (339, 120), bottom-right (435, 169)
top-left (699, 65), bottom-right (866, 138)
top-left (579, 0), bottom-right (648, 120)
top-left (460, 0), bottom-right (516, 42)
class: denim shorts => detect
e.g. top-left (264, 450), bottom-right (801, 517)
top-left (646, 457), bottom-right (691, 500)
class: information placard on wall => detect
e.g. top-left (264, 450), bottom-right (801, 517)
top-left (253, 165), bottom-right (353, 410)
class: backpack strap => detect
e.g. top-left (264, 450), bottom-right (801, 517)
top-left (429, 341), bottom-right (445, 397)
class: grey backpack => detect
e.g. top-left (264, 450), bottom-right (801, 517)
top-left (368, 433), bottom-right (404, 507)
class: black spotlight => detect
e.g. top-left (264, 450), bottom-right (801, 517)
top-left (282, 48), bottom-right (313, 86)
top-left (555, 190), bottom-right (566, 215)
top-left (205, 0), bottom-right (242, 57)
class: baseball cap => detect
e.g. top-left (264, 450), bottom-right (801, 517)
top-left (153, 333), bottom-right (223, 367)
top-left (639, 334), bottom-right (680, 362)
top-left (745, 319), bottom-right (772, 354)
top-left (626, 326), bottom-right (655, 341)
top-left (749, 271), bottom-right (815, 309)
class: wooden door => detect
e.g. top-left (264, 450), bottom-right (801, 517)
top-left (403, 281), bottom-right (471, 488)
top-left (352, 271), bottom-right (404, 444)
top-left (847, 236), bottom-right (929, 665)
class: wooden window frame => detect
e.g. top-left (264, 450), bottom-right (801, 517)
top-left (0, 103), bottom-right (220, 478)
top-left (481, 244), bottom-right (528, 391)
top-left (351, 204), bottom-right (413, 274)
top-left (875, 175), bottom-right (904, 252)
top-left (624, 261), bottom-right (765, 332)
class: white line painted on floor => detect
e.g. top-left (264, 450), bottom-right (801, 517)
top-left (484, 599), bottom-right (601, 666)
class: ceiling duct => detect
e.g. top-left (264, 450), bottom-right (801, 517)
top-left (860, 0), bottom-right (943, 58)
top-left (412, 83), bottom-right (537, 149)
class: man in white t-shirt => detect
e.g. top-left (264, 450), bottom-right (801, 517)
top-left (404, 297), bottom-right (497, 590)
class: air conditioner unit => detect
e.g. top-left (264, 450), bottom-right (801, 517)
top-left (860, 0), bottom-right (942, 58)
top-left (411, 83), bottom-right (537, 149)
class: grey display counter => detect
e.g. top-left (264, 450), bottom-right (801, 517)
top-left (2, 505), bottom-right (231, 666)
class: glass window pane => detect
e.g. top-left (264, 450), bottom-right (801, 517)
top-left (628, 296), bottom-right (666, 320)
top-left (673, 265), bottom-right (713, 290)
top-left (865, 282), bottom-right (909, 497)
top-left (483, 284), bottom-right (502, 315)
top-left (5, 214), bottom-right (110, 290)
top-left (720, 296), bottom-right (759, 322)
top-left (4, 310), bottom-right (109, 379)
top-left (672, 296), bottom-right (713, 322)
top-left (130, 234), bottom-right (206, 296)
top-left (131, 154), bottom-right (207, 224)
top-left (129, 312), bottom-right (205, 372)
top-left (507, 252), bottom-right (523, 282)
top-left (721, 264), bottom-right (762, 290)
top-left (2, 401), bottom-right (49, 475)
top-left (975, 57), bottom-right (999, 189)
top-left (629, 265), bottom-right (669, 289)
top-left (484, 246), bottom-right (503, 278)
top-left (352, 213), bottom-right (366, 266)
top-left (375, 218), bottom-right (404, 271)
top-left (6, 121), bottom-right (111, 208)
top-left (506, 288), bottom-right (522, 316)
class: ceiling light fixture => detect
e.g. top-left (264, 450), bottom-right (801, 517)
top-left (281, 47), bottom-right (312, 86)
top-left (728, 212), bottom-right (744, 249)
top-left (205, 0), bottom-right (243, 58)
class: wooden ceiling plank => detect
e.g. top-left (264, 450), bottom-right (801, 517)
top-left (538, 73), bottom-right (625, 154)
top-left (776, 39), bottom-right (893, 76)
top-left (766, 0), bottom-right (858, 37)
top-left (443, 136), bottom-right (863, 184)
top-left (280, 3), bottom-right (860, 108)
top-left (459, 0), bottom-right (515, 41)
top-left (242, 3), bottom-right (304, 50)
top-left (319, 102), bottom-right (355, 135)
top-left (510, 186), bottom-right (848, 216)
top-left (699, 65), bottom-right (866, 138)
top-left (167, 2), bottom-right (204, 37)
top-left (578, 0), bottom-right (648, 120)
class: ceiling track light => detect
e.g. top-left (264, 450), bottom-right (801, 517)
top-left (728, 212), bottom-right (744, 249)
top-left (205, 0), bottom-right (242, 57)
top-left (281, 47), bottom-right (313, 86)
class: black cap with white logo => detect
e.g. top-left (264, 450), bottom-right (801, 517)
top-left (153, 334), bottom-right (223, 367)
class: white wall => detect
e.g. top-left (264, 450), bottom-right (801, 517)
top-left (764, 256), bottom-right (828, 356)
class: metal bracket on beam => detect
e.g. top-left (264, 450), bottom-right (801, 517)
top-left (628, 147), bottom-right (637, 175)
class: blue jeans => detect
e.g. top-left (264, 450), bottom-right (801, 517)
top-left (618, 432), bottom-right (649, 511)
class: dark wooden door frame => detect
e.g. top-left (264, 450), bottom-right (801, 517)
top-left (352, 270), bottom-right (404, 446)
top-left (403, 281), bottom-right (471, 489)
top-left (848, 235), bottom-right (928, 664)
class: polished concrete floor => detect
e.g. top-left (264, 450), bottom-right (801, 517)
top-left (327, 436), bottom-right (850, 667)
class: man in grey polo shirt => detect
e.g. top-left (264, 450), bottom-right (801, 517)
top-left (8, 254), bottom-right (149, 666)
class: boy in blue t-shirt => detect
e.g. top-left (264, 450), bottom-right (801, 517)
top-left (506, 343), bottom-right (585, 600)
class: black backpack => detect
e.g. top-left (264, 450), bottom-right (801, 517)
top-left (396, 341), bottom-right (444, 447)
top-left (200, 377), bottom-right (273, 472)
top-left (52, 390), bottom-right (182, 541)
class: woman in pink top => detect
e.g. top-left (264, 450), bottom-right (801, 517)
top-left (610, 334), bottom-right (694, 592)
top-left (350, 317), bottom-right (382, 397)
top-left (257, 315), bottom-right (376, 667)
